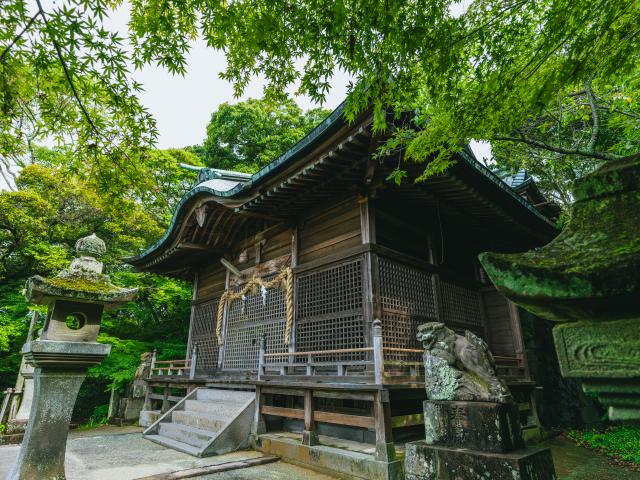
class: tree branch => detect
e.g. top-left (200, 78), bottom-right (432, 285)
top-left (35, 0), bottom-right (101, 140)
top-left (584, 80), bottom-right (600, 153)
top-left (0, 13), bottom-right (40, 63)
top-left (492, 135), bottom-right (621, 162)
top-left (0, 161), bottom-right (17, 191)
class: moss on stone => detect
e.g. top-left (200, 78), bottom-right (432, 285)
top-left (479, 157), bottom-right (640, 322)
top-left (46, 275), bottom-right (120, 294)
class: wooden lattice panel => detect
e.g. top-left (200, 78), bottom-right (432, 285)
top-left (295, 258), bottom-right (365, 361)
top-left (378, 258), bottom-right (438, 366)
top-left (189, 299), bottom-right (219, 370)
top-left (379, 258), bottom-right (437, 318)
top-left (440, 280), bottom-right (483, 328)
top-left (222, 276), bottom-right (287, 370)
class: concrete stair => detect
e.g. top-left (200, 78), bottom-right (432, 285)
top-left (143, 388), bottom-right (255, 457)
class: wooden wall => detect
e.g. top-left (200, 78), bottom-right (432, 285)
top-left (196, 263), bottom-right (226, 300)
top-left (482, 288), bottom-right (518, 356)
top-left (298, 196), bottom-right (362, 264)
top-left (375, 199), bottom-right (431, 262)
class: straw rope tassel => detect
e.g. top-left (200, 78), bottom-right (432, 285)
top-left (215, 267), bottom-right (294, 346)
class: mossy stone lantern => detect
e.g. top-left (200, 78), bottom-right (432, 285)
top-left (8, 234), bottom-right (137, 480)
top-left (480, 157), bottom-right (640, 421)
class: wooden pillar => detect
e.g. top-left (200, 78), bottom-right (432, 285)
top-left (258, 335), bottom-right (266, 380)
top-left (186, 271), bottom-right (199, 361)
top-left (302, 389), bottom-right (319, 446)
top-left (251, 385), bottom-right (266, 447)
top-left (373, 319), bottom-right (384, 385)
top-left (161, 385), bottom-right (170, 413)
top-left (373, 389), bottom-right (395, 462)
top-left (189, 343), bottom-right (198, 380)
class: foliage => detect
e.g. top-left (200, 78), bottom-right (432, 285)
top-left (0, 149), bottom-right (193, 412)
top-left (0, 0), bottom-right (155, 189)
top-left (203, 97), bottom-right (330, 173)
top-left (491, 82), bottom-right (640, 207)
top-left (125, 0), bottom-right (640, 178)
top-left (569, 425), bottom-right (640, 466)
top-left (0, 280), bottom-right (31, 390)
top-left (76, 404), bottom-right (110, 430)
top-left (3, 0), bottom-right (639, 197)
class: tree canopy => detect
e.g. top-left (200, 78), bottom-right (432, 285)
top-left (130, 0), bottom-right (640, 171)
top-left (203, 97), bottom-right (330, 173)
top-left (0, 147), bottom-right (196, 418)
top-left (3, 0), bottom-right (638, 194)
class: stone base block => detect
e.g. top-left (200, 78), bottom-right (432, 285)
top-left (423, 400), bottom-right (524, 453)
top-left (554, 319), bottom-right (640, 421)
top-left (405, 441), bottom-right (555, 480)
top-left (139, 410), bottom-right (161, 427)
top-left (259, 433), bottom-right (403, 480)
top-left (0, 433), bottom-right (24, 446)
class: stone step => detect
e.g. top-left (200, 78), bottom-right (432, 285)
top-left (158, 422), bottom-right (214, 448)
top-left (145, 434), bottom-right (202, 456)
top-left (183, 399), bottom-right (243, 416)
top-left (172, 410), bottom-right (227, 432)
top-left (196, 388), bottom-right (254, 403)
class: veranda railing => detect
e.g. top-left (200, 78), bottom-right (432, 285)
top-left (258, 319), bottom-right (424, 383)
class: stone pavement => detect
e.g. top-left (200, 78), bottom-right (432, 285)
top-left (0, 425), bottom-right (638, 480)
top-left (0, 426), bottom-right (336, 480)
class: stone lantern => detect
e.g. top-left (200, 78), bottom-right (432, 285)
top-left (8, 234), bottom-right (137, 480)
top-left (480, 157), bottom-right (640, 420)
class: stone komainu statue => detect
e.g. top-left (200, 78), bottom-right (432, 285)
top-left (417, 322), bottom-right (512, 403)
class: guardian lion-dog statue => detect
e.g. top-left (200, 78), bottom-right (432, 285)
top-left (417, 322), bottom-right (512, 403)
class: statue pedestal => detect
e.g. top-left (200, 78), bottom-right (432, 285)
top-left (405, 442), bottom-right (555, 480)
top-left (7, 341), bottom-right (110, 480)
top-left (405, 401), bottom-right (555, 480)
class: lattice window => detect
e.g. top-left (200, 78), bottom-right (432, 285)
top-left (440, 281), bottom-right (483, 328)
top-left (189, 299), bottom-right (219, 370)
top-left (295, 258), bottom-right (365, 361)
top-left (379, 258), bottom-right (437, 357)
top-left (222, 276), bottom-right (287, 370)
top-left (379, 258), bottom-right (437, 318)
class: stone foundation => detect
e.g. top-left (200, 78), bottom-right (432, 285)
top-left (139, 410), bottom-right (161, 427)
top-left (405, 441), bottom-right (556, 480)
top-left (423, 401), bottom-right (524, 453)
top-left (404, 400), bottom-right (556, 480)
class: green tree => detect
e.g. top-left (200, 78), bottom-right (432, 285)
top-left (127, 0), bottom-right (640, 173)
top-left (0, 150), bottom-right (193, 401)
top-left (490, 82), bottom-right (640, 208)
top-left (203, 98), bottom-right (330, 172)
top-left (4, 0), bottom-right (639, 187)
